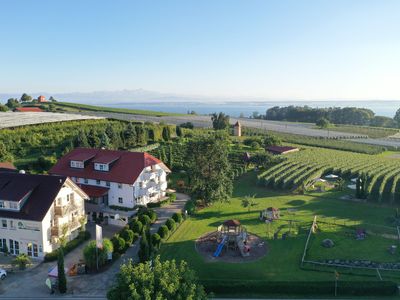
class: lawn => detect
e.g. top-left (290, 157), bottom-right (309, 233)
top-left (160, 171), bottom-right (399, 283)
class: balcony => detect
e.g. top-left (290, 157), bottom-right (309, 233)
top-left (54, 202), bottom-right (81, 217)
top-left (51, 216), bottom-right (85, 237)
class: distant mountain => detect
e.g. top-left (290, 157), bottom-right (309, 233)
top-left (0, 89), bottom-right (271, 105)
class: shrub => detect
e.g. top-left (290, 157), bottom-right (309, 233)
top-left (146, 210), bottom-right (157, 223)
top-left (83, 238), bottom-right (113, 270)
top-left (151, 233), bottom-right (162, 250)
top-left (184, 200), bottom-right (196, 215)
top-left (58, 249), bottom-right (67, 293)
top-left (12, 253), bottom-right (31, 270)
top-left (111, 234), bottom-right (126, 254)
top-left (138, 232), bottom-right (150, 262)
top-left (158, 225), bottom-right (169, 239)
top-left (44, 231), bottom-right (91, 262)
top-left (168, 193), bottom-right (177, 202)
top-left (130, 219), bottom-right (143, 235)
top-left (165, 218), bottom-right (176, 231)
top-left (172, 212), bottom-right (183, 223)
top-left (132, 233), bottom-right (139, 244)
top-left (120, 229), bottom-right (135, 246)
top-left (139, 214), bottom-right (151, 226)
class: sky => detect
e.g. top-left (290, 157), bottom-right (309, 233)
top-left (1, 0), bottom-right (400, 100)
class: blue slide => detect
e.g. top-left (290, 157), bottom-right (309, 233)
top-left (213, 236), bottom-right (227, 257)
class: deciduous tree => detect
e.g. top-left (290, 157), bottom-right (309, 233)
top-left (186, 133), bottom-right (233, 204)
top-left (107, 256), bottom-right (207, 300)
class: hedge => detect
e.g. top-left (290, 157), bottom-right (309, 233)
top-left (44, 231), bottom-right (91, 262)
top-left (202, 280), bottom-right (398, 296)
top-left (172, 212), bottom-right (183, 223)
top-left (139, 214), bottom-right (151, 226)
top-left (151, 233), bottom-right (161, 250)
top-left (158, 225), bottom-right (169, 239)
top-left (129, 219), bottom-right (143, 234)
top-left (165, 218), bottom-right (176, 231)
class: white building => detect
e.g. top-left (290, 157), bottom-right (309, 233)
top-left (0, 172), bottom-right (87, 260)
top-left (50, 148), bottom-right (170, 226)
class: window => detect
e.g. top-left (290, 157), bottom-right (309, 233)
top-left (56, 197), bottom-right (62, 206)
top-left (118, 183), bottom-right (122, 189)
top-left (96, 180), bottom-right (101, 185)
top-left (118, 197), bottom-right (123, 204)
top-left (2, 220), bottom-right (7, 228)
top-left (109, 215), bottom-right (115, 219)
top-left (9, 202), bottom-right (18, 210)
top-left (10, 221), bottom-right (14, 229)
top-left (99, 164), bottom-right (104, 171)
top-left (84, 178), bottom-right (88, 184)
top-left (0, 238), bottom-right (6, 250)
top-left (0, 201), bottom-right (4, 208)
top-left (106, 181), bottom-right (110, 187)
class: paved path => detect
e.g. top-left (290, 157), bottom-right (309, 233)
top-left (0, 194), bottom-right (189, 298)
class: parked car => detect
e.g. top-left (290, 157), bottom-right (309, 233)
top-left (0, 268), bottom-right (7, 280)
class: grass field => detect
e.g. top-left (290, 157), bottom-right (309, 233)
top-left (160, 172), bottom-right (399, 283)
top-left (53, 101), bottom-right (183, 117)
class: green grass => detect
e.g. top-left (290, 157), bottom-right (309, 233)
top-left (54, 101), bottom-right (184, 117)
top-left (160, 172), bottom-right (399, 283)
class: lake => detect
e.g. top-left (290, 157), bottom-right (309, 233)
top-left (104, 100), bottom-right (400, 118)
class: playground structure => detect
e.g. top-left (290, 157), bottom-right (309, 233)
top-left (260, 207), bottom-right (280, 222)
top-left (214, 219), bottom-right (250, 257)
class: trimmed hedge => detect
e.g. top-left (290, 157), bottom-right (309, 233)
top-left (172, 212), bottom-right (183, 223)
top-left (158, 225), bottom-right (169, 239)
top-left (111, 235), bottom-right (126, 254)
top-left (165, 218), bottom-right (176, 231)
top-left (202, 280), bottom-right (398, 296)
top-left (151, 233), bottom-right (161, 250)
top-left (139, 214), bottom-right (151, 226)
top-left (120, 228), bottom-right (134, 246)
top-left (44, 231), bottom-right (91, 262)
top-left (129, 219), bottom-right (143, 235)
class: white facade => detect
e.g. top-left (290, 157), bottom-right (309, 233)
top-left (0, 179), bottom-right (86, 260)
top-left (71, 163), bottom-right (168, 208)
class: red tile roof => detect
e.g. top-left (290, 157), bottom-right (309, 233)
top-left (50, 148), bottom-right (169, 184)
top-left (223, 219), bottom-right (241, 227)
top-left (92, 153), bottom-right (120, 164)
top-left (0, 162), bottom-right (16, 170)
top-left (70, 153), bottom-right (96, 162)
top-left (78, 184), bottom-right (109, 198)
top-left (14, 107), bottom-right (43, 112)
top-left (266, 146), bottom-right (299, 154)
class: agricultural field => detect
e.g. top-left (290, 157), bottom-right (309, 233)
top-left (160, 172), bottom-right (400, 287)
top-left (53, 101), bottom-right (183, 117)
top-left (243, 127), bottom-right (386, 154)
top-left (0, 111), bottom-right (102, 129)
top-left (257, 147), bottom-right (400, 203)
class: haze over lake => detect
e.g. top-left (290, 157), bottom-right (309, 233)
top-left (104, 100), bottom-right (400, 118)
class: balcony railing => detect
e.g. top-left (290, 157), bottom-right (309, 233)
top-left (51, 216), bottom-right (85, 237)
top-left (54, 202), bottom-right (81, 217)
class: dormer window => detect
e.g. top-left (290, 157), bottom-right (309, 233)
top-left (70, 160), bottom-right (84, 169)
top-left (94, 163), bottom-right (109, 171)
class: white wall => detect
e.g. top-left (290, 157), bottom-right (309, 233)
top-left (71, 163), bottom-right (168, 208)
top-left (0, 180), bottom-right (86, 260)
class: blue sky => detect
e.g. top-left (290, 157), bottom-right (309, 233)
top-left (1, 0), bottom-right (399, 100)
